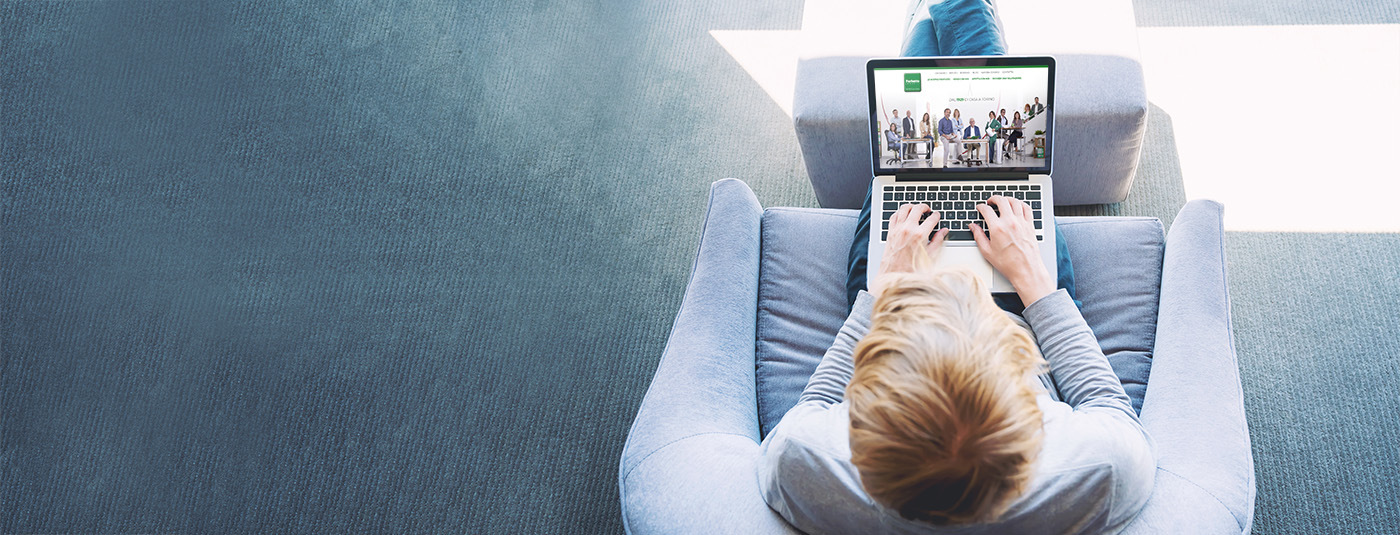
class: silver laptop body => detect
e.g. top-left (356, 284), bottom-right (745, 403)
top-left (865, 56), bottom-right (1058, 293)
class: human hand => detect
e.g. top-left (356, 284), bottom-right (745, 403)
top-left (870, 203), bottom-right (949, 297)
top-left (969, 196), bottom-right (1055, 305)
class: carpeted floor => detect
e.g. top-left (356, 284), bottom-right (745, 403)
top-left (2, 1), bottom-right (1396, 533)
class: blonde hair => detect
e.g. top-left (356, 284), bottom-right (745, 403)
top-left (847, 268), bottom-right (1047, 525)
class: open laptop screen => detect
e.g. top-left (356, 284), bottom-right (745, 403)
top-left (867, 56), bottom-right (1054, 177)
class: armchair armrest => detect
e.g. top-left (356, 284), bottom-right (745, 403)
top-left (619, 179), bottom-right (796, 534)
top-left (1135, 200), bottom-right (1255, 533)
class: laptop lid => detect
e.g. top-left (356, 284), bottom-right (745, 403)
top-left (866, 56), bottom-right (1055, 179)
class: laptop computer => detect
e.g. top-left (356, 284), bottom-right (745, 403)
top-left (865, 55), bottom-right (1057, 293)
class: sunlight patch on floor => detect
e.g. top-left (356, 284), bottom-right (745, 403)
top-left (1139, 24), bottom-right (1400, 232)
top-left (709, 30), bottom-right (801, 117)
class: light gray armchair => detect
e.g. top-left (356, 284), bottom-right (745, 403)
top-left (619, 179), bottom-right (1255, 534)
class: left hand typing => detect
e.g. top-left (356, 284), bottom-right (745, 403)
top-left (870, 203), bottom-right (948, 297)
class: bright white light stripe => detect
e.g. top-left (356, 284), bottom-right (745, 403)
top-left (710, 0), bottom-right (903, 118)
top-left (1139, 24), bottom-right (1400, 233)
top-left (709, 30), bottom-right (801, 117)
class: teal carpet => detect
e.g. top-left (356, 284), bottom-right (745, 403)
top-left (2, 1), bottom-right (1397, 533)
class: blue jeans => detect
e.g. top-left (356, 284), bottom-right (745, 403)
top-left (845, 186), bottom-right (1079, 315)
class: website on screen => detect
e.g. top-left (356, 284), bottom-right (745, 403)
top-left (873, 66), bottom-right (1049, 170)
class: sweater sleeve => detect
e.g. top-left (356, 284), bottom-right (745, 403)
top-left (1022, 289), bottom-right (1137, 420)
top-left (796, 290), bottom-right (876, 407)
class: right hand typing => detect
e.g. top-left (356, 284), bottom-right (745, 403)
top-left (970, 196), bottom-right (1056, 305)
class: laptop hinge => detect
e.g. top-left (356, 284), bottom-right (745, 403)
top-left (894, 172), bottom-right (1030, 181)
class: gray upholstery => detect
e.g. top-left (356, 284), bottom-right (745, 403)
top-left (1050, 53), bottom-right (1149, 205)
top-left (1127, 198), bottom-right (1256, 533)
top-left (1058, 215), bottom-right (1163, 415)
top-left (793, 1), bottom-right (1148, 208)
top-left (620, 179), bottom-right (1254, 534)
top-left (792, 55), bottom-right (884, 210)
top-left (755, 207), bottom-right (858, 437)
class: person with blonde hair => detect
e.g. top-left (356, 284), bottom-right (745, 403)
top-left (759, 197), bottom-right (1155, 534)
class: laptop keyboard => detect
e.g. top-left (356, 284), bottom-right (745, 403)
top-left (880, 183), bottom-right (1044, 242)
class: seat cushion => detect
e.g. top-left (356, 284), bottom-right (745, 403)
top-left (755, 208), bottom-right (860, 438)
top-left (755, 210), bottom-right (1163, 436)
top-left (1057, 217), bottom-right (1164, 414)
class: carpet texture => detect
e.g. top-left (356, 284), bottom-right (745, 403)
top-left (2, 0), bottom-right (1396, 534)
top-left (3, 1), bottom-right (805, 532)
